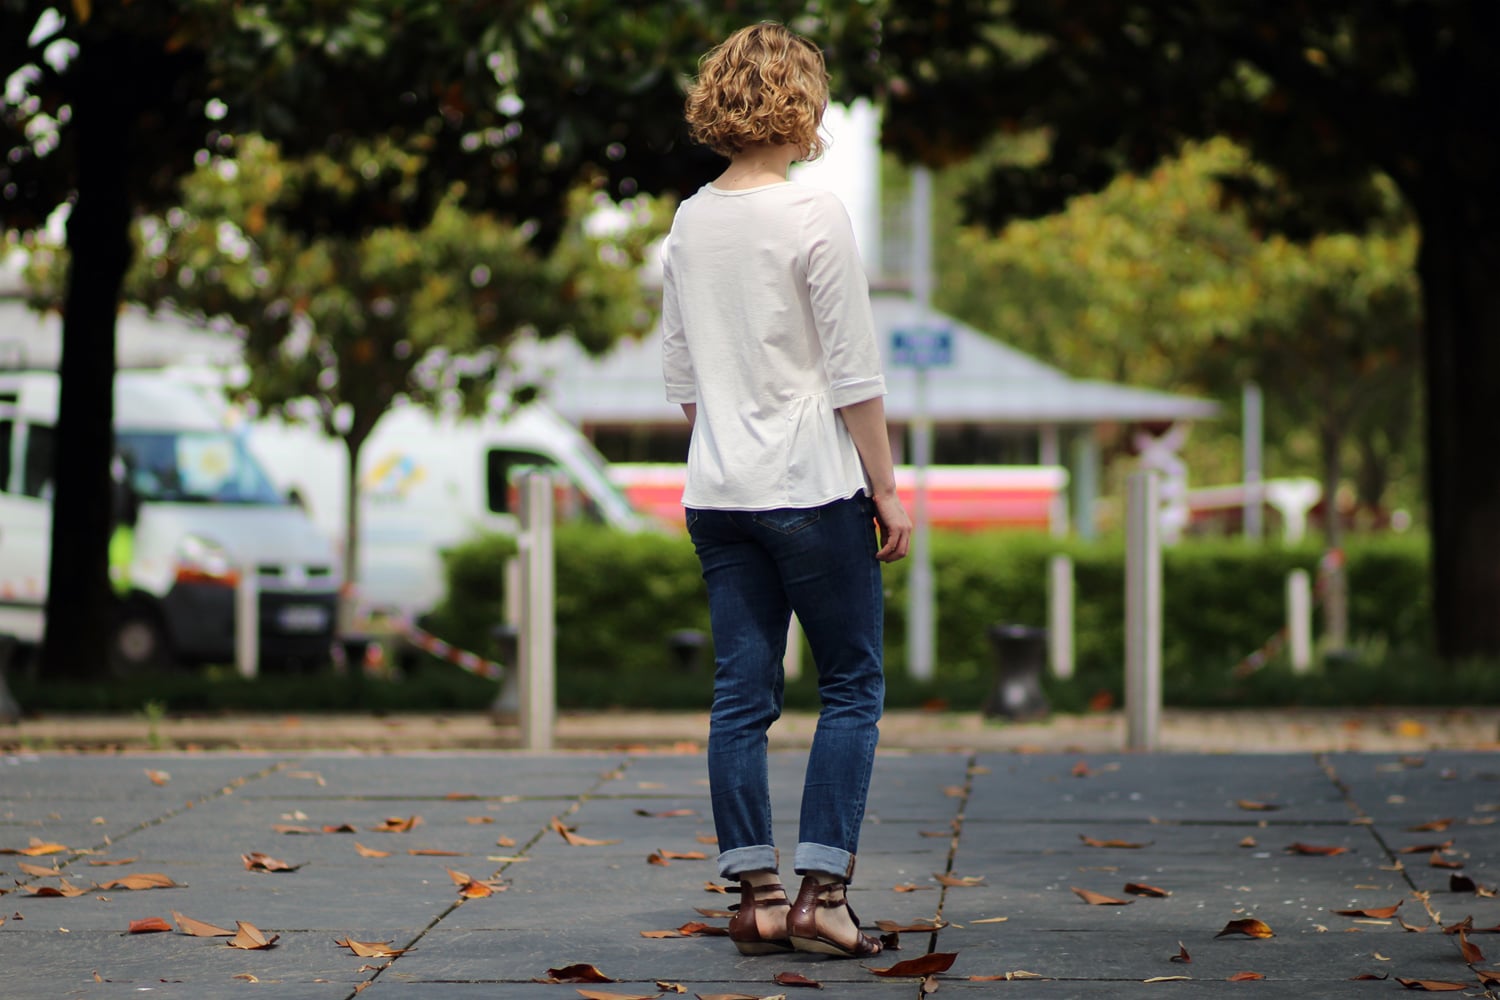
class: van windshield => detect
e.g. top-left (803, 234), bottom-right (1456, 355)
top-left (118, 430), bottom-right (286, 505)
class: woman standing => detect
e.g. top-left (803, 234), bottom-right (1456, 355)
top-left (661, 22), bottom-right (911, 959)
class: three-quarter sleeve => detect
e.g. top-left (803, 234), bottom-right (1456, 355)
top-left (803, 193), bottom-right (886, 409)
top-left (660, 235), bottom-right (697, 405)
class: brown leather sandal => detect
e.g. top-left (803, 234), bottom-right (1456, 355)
top-left (787, 875), bottom-right (883, 958)
top-left (728, 879), bottom-right (794, 955)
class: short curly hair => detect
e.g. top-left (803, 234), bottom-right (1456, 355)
top-left (684, 22), bottom-right (829, 161)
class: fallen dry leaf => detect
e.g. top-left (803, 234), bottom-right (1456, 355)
top-left (370, 816), bottom-right (422, 833)
top-left (1227, 971), bottom-right (1265, 981)
top-left (640, 930), bottom-right (683, 939)
top-left (943, 786), bottom-right (966, 798)
top-left (658, 850), bottom-right (707, 861)
top-left (466, 816), bottom-right (495, 825)
top-left (868, 952), bottom-right (958, 977)
top-left (876, 919), bottom-right (946, 933)
top-left (1143, 976), bottom-right (1191, 983)
top-left (86, 857), bottom-right (137, 867)
top-left (1477, 969), bottom-right (1500, 986)
top-left (1399, 840), bottom-right (1454, 855)
top-left (1430, 851), bottom-right (1465, 870)
top-left (772, 971), bottom-right (821, 987)
top-left (969, 971), bottom-right (1048, 981)
top-left (145, 770), bottom-right (170, 786)
top-left (703, 882), bottom-right (731, 894)
top-left (1170, 942), bottom-right (1191, 963)
top-left (1409, 819), bottom-right (1456, 832)
top-left (354, 842), bottom-right (391, 859)
top-left (322, 823), bottom-right (357, 834)
top-left (232, 973), bottom-right (259, 982)
top-left (647, 852), bottom-right (671, 867)
top-left (1350, 973), bottom-right (1390, 980)
top-left (1238, 836), bottom-right (1258, 848)
top-left (408, 849), bottom-right (467, 857)
top-left (1124, 882), bottom-right (1171, 898)
top-left (1444, 916), bottom-right (1474, 935)
top-left (1216, 918), bottom-right (1274, 939)
top-left (676, 921), bottom-right (727, 937)
top-left (696, 907), bottom-right (735, 919)
top-left (655, 983), bottom-right (686, 994)
top-left (892, 884), bottom-right (934, 893)
top-left (933, 873), bottom-right (985, 887)
top-left (1459, 930), bottom-right (1486, 965)
top-left (1079, 835), bottom-right (1151, 849)
top-left (21, 880), bottom-right (88, 898)
top-left (1235, 800), bottom-right (1282, 811)
top-left (127, 917), bottom-right (173, 934)
top-left (574, 991), bottom-right (661, 1000)
top-left (551, 817), bottom-right (621, 847)
top-left (635, 808), bottom-right (697, 818)
top-left (18, 862), bottom-right (59, 877)
top-left (227, 921), bottom-right (279, 950)
top-left (1394, 979), bottom-right (1469, 991)
top-left (692, 995), bottom-right (762, 1000)
top-left (1333, 903), bottom-right (1402, 919)
top-left (1286, 842), bottom-right (1348, 856)
top-left (335, 937), bottom-right (408, 958)
top-left (543, 963), bottom-right (616, 984)
top-left (242, 852), bottom-right (302, 873)
top-left (495, 836), bottom-right (517, 848)
top-left (1072, 887), bottom-right (1131, 906)
top-left (98, 873), bottom-right (178, 891)
top-left (272, 824), bottom-right (315, 835)
top-left (971, 916), bottom-right (1008, 924)
top-left (172, 911), bottom-right (234, 937)
top-left (3, 840), bottom-right (69, 856)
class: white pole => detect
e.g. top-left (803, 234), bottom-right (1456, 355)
top-left (1287, 569), bottom-right (1313, 674)
top-left (518, 472), bottom-right (556, 751)
top-left (1243, 382), bottom-right (1264, 540)
top-left (1125, 471), bottom-right (1162, 751)
top-left (1039, 424), bottom-right (1069, 537)
top-left (235, 562), bottom-right (258, 680)
top-left (1048, 554), bottom-right (1074, 680)
top-left (907, 165), bottom-right (936, 682)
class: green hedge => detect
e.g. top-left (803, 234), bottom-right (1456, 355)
top-left (421, 525), bottom-right (1450, 711)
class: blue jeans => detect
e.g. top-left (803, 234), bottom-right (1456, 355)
top-left (686, 495), bottom-right (885, 884)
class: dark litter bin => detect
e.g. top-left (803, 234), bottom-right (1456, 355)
top-left (489, 624), bottom-right (520, 719)
top-left (668, 629), bottom-right (708, 672)
top-left (984, 624), bottom-right (1050, 720)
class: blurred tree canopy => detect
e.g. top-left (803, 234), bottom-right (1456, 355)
top-left (876, 0), bottom-right (1497, 659)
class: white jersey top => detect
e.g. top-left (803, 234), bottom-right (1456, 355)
top-left (661, 181), bottom-right (887, 511)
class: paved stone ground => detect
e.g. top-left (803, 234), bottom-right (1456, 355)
top-left (4, 745), bottom-right (1500, 998)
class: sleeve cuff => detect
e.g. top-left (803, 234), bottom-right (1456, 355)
top-left (829, 375), bottom-right (886, 410)
top-left (665, 382), bottom-right (697, 404)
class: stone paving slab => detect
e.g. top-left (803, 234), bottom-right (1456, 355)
top-left (5, 747), bottom-right (1500, 999)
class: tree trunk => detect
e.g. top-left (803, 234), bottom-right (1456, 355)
top-left (1416, 189), bottom-right (1500, 660)
top-left (40, 37), bottom-right (133, 679)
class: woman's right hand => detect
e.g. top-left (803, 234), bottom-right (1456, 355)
top-left (871, 491), bottom-right (912, 563)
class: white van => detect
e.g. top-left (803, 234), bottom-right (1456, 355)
top-left (0, 370), bottom-right (342, 673)
top-left (243, 400), bottom-right (648, 625)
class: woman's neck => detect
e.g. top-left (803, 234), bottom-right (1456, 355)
top-left (714, 143), bottom-right (798, 190)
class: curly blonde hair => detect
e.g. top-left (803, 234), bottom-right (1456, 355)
top-left (684, 22), bottom-right (829, 161)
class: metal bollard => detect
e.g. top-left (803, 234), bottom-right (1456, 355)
top-left (517, 472), bottom-right (556, 751)
top-left (489, 623), bottom-right (520, 720)
top-left (1125, 470), bottom-right (1162, 751)
top-left (983, 624), bottom-right (1050, 720)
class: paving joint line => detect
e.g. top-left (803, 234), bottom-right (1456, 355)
top-left (341, 753), bottom-right (636, 998)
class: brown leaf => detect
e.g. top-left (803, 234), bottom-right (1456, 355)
top-left (466, 816), bottom-right (495, 825)
top-left (635, 808), bottom-right (697, 818)
top-left (1235, 800), bottom-right (1281, 811)
top-left (1079, 835), bottom-right (1151, 849)
top-left (1459, 930), bottom-right (1486, 965)
top-left (695, 907), bottom-right (735, 919)
top-left (127, 917), bottom-right (173, 934)
top-left (145, 770), bottom-right (170, 786)
top-left (1400, 916), bottom-right (1432, 933)
top-left (321, 823), bottom-right (357, 834)
top-left (354, 842), bottom-right (391, 858)
top-left (227, 921), bottom-right (279, 950)
top-left (1350, 972), bottom-right (1390, 980)
top-left (335, 937), bottom-right (408, 958)
top-left (242, 852), bottom-right (302, 873)
top-left (773, 970), bottom-right (822, 987)
top-left (86, 857), bottom-right (137, 867)
top-left (1450, 874), bottom-right (1479, 893)
top-left (232, 973), bottom-right (259, 982)
top-left (408, 849), bottom-right (467, 857)
top-left (869, 953), bottom-right (958, 977)
top-left (1072, 887), bottom-right (1131, 906)
top-left (640, 930), bottom-right (683, 939)
top-left (693, 995), bottom-right (762, 1000)
top-left (551, 817), bottom-right (622, 847)
top-left (544, 963), bottom-right (616, 983)
top-left (655, 983), bottom-right (686, 995)
top-left (495, 835), bottom-right (517, 848)
top-left (21, 881), bottom-right (87, 897)
top-left (703, 882), bottom-right (731, 894)
top-left (657, 850), bottom-right (707, 860)
top-left (1429, 851), bottom-right (1465, 870)
top-left (272, 824), bottom-right (315, 835)
top-left (444, 792), bottom-right (478, 801)
top-left (675, 921), bottom-right (727, 937)
top-left (1169, 942), bottom-right (1191, 963)
top-left (574, 991), bottom-right (661, 1000)
top-left (876, 919), bottom-right (946, 933)
top-left (1238, 836), bottom-right (1258, 848)
top-left (1444, 916), bottom-right (1474, 935)
top-left (1216, 918), bottom-right (1274, 939)
top-left (933, 873), bottom-right (985, 887)
top-left (1285, 842), bottom-right (1348, 856)
top-left (18, 862), bottom-right (59, 877)
top-left (1143, 977), bottom-right (1191, 983)
top-left (15, 841), bottom-right (69, 856)
top-left (943, 786), bottom-right (965, 798)
top-left (1393, 979), bottom-right (1469, 991)
top-left (1333, 902), bottom-right (1402, 919)
top-left (370, 816), bottom-right (422, 833)
top-left (696, 835), bottom-right (718, 845)
top-left (99, 873), bottom-right (178, 891)
top-left (1409, 819), bottom-right (1456, 832)
top-left (1124, 882), bottom-right (1171, 898)
top-left (171, 911), bottom-right (235, 937)
top-left (1227, 972), bottom-right (1265, 982)
top-left (1071, 760), bottom-right (1093, 777)
top-left (892, 883), bottom-right (934, 892)
top-left (1477, 970), bottom-right (1500, 986)
top-left (1399, 840), bottom-right (1454, 854)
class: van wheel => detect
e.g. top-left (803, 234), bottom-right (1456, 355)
top-left (111, 600), bottom-right (176, 677)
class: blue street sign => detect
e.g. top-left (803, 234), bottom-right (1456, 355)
top-left (890, 326), bottom-right (954, 369)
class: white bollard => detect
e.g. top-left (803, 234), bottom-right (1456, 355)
top-left (1287, 569), bottom-right (1313, 674)
top-left (1125, 472), bottom-right (1162, 751)
top-left (235, 562), bottom-right (259, 680)
top-left (518, 472), bottom-right (556, 751)
top-left (1048, 554), bottom-right (1074, 680)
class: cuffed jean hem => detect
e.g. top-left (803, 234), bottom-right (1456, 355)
top-left (718, 844), bottom-right (779, 880)
top-left (793, 842), bottom-right (856, 882)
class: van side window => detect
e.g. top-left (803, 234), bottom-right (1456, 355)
top-left (0, 419), bottom-right (12, 493)
top-left (22, 424), bottom-right (54, 499)
top-left (486, 449), bottom-right (556, 514)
